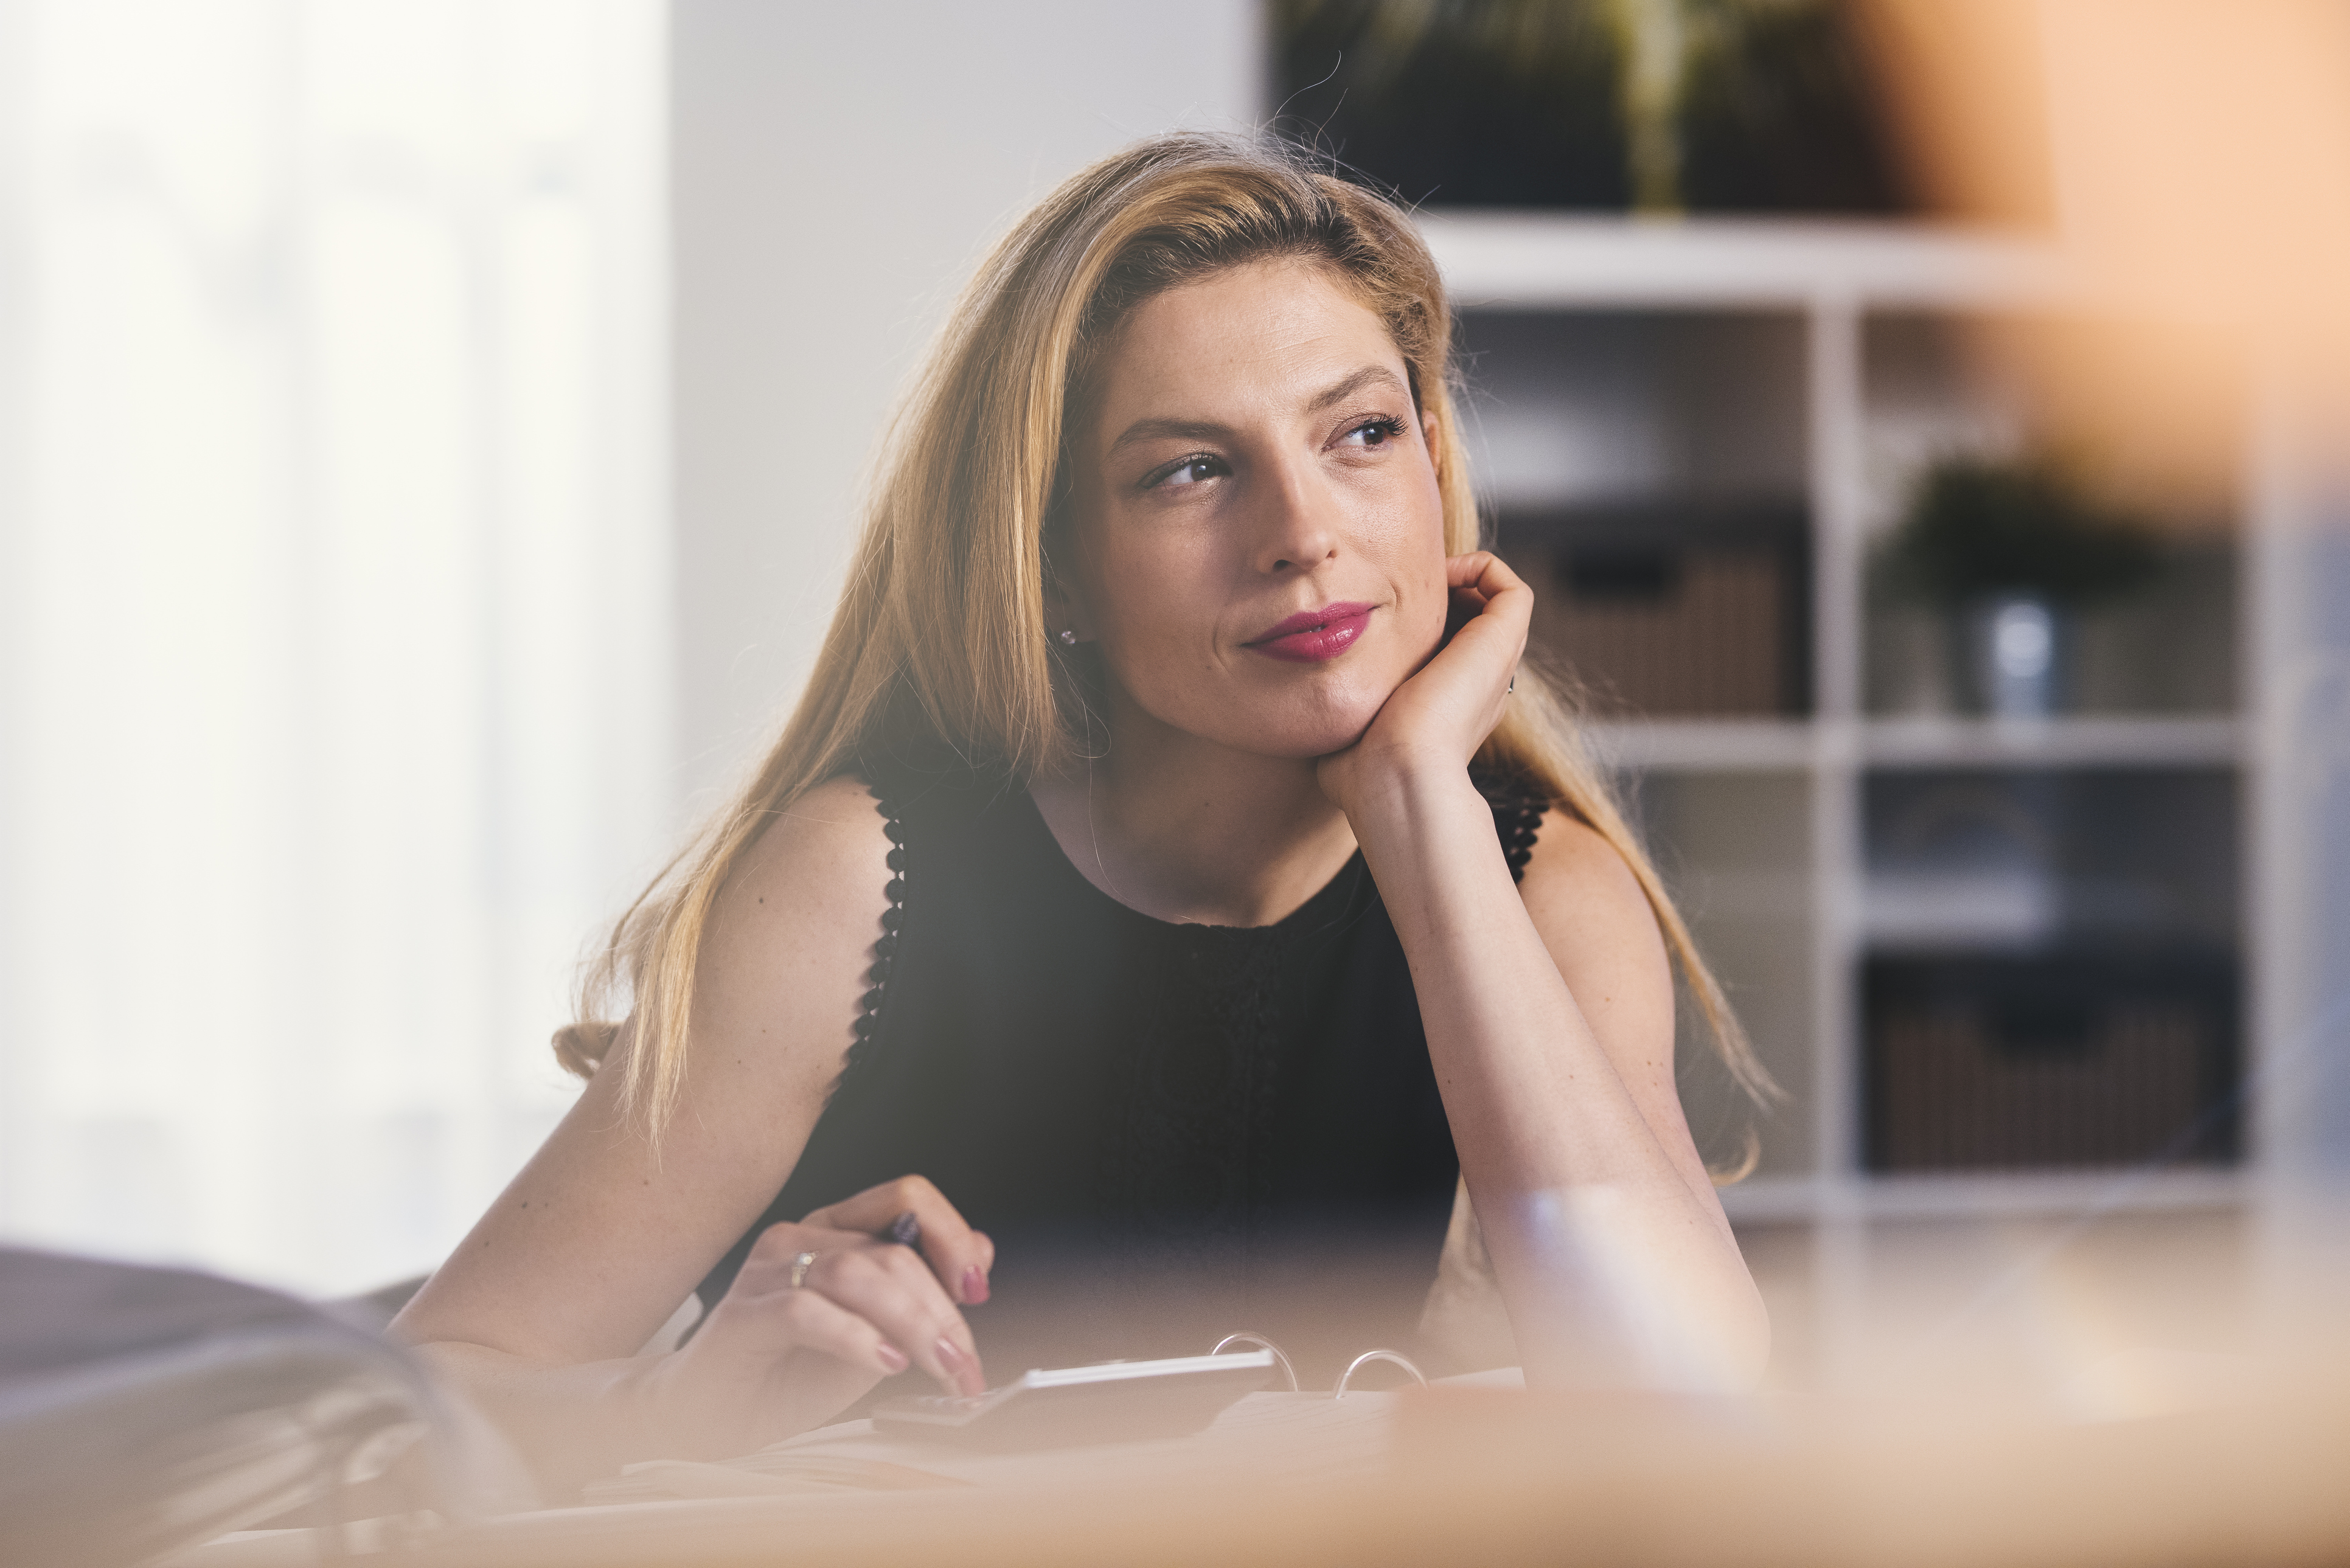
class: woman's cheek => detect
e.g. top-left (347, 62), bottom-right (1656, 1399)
top-left (1397, 589), bottom-right (1450, 673)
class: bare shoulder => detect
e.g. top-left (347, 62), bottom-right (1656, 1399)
top-left (718, 772), bottom-right (893, 923)
top-left (1514, 806), bottom-right (1677, 1090)
top-left (699, 773), bottom-right (894, 1098)
top-left (1515, 808), bottom-right (1663, 952)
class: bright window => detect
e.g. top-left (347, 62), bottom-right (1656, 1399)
top-left (0, 0), bottom-right (669, 1296)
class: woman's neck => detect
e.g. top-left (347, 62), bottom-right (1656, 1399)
top-left (1026, 710), bottom-right (1360, 928)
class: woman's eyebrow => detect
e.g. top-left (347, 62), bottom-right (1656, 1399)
top-left (1105, 366), bottom-right (1410, 457)
top-left (1305, 364), bottom-right (1408, 414)
top-left (1107, 416), bottom-right (1230, 456)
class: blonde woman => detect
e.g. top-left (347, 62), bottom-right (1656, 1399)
top-left (393, 132), bottom-right (1772, 1491)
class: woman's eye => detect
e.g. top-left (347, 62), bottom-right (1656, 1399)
top-left (1150, 456), bottom-right (1223, 489)
top-left (1341, 418), bottom-right (1404, 450)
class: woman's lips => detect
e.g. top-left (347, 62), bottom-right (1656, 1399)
top-left (1244, 602), bottom-right (1375, 663)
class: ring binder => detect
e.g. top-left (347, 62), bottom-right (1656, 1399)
top-left (1209, 1333), bottom-right (1426, 1400)
top-left (1208, 1332), bottom-right (1300, 1392)
top-left (1335, 1348), bottom-right (1428, 1400)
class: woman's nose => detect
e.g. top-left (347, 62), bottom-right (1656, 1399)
top-left (1251, 457), bottom-right (1340, 575)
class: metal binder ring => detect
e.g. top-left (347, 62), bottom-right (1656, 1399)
top-left (1333, 1348), bottom-right (1427, 1400)
top-left (1208, 1331), bottom-right (1300, 1393)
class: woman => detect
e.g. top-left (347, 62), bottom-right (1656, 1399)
top-left (392, 132), bottom-right (1773, 1491)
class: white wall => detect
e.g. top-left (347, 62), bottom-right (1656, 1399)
top-left (670, 0), bottom-right (1264, 805)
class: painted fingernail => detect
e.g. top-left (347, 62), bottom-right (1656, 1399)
top-left (877, 1342), bottom-right (909, 1373)
top-left (934, 1336), bottom-right (985, 1393)
top-left (962, 1265), bottom-right (990, 1305)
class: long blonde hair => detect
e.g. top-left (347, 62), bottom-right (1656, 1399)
top-left (559, 132), bottom-right (1776, 1157)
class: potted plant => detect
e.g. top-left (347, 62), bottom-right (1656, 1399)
top-left (1879, 452), bottom-right (2161, 718)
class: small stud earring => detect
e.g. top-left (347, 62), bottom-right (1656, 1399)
top-left (1057, 628), bottom-right (1077, 647)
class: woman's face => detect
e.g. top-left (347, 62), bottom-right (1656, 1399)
top-left (1059, 258), bottom-right (1450, 762)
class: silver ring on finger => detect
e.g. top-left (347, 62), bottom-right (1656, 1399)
top-left (790, 1250), bottom-right (819, 1289)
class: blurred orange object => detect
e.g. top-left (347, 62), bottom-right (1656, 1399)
top-left (1865, 0), bottom-right (2350, 492)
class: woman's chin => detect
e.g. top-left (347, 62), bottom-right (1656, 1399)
top-left (1166, 709), bottom-right (1374, 765)
top-left (1250, 707), bottom-right (1382, 763)
top-left (1124, 676), bottom-right (1394, 763)
top-left (1270, 684), bottom-right (1397, 760)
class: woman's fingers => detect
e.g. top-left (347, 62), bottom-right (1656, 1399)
top-left (1430, 550), bottom-right (1528, 670)
top-left (738, 1173), bottom-right (999, 1395)
top-left (1447, 552), bottom-right (1532, 690)
top-left (801, 1173), bottom-right (994, 1307)
top-left (739, 1219), bottom-right (986, 1395)
top-left (1446, 550), bottom-right (1533, 625)
top-left (1446, 548), bottom-right (1499, 594)
top-left (723, 1278), bottom-right (910, 1379)
top-left (792, 1240), bottom-right (986, 1395)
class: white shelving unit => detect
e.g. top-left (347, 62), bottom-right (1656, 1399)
top-left (1587, 715), bottom-right (2247, 774)
top-left (1420, 215), bottom-right (2271, 1237)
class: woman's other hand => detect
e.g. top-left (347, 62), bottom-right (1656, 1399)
top-left (644, 1174), bottom-right (992, 1454)
top-left (1318, 550), bottom-right (1531, 818)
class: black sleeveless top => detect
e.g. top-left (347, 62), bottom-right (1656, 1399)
top-left (698, 756), bottom-right (1545, 1387)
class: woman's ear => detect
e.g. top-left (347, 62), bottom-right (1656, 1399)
top-left (1040, 534), bottom-right (1093, 644)
top-left (1043, 581), bottom-right (1080, 644)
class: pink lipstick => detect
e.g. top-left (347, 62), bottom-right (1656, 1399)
top-left (1245, 602), bottom-right (1375, 663)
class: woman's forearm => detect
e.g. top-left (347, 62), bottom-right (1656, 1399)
top-left (409, 1340), bottom-right (678, 1502)
top-left (1346, 763), bottom-right (1769, 1388)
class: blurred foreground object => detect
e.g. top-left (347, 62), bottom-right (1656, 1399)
top-left (0, 1249), bottom-right (466, 1566)
top-left (1866, 0), bottom-right (2350, 468)
top-left (158, 1215), bottom-right (2350, 1567)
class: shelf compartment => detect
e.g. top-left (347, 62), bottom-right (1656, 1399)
top-left (1862, 768), bottom-right (2239, 952)
top-left (1866, 554), bottom-right (2244, 720)
top-left (1459, 309), bottom-right (1809, 508)
top-left (1861, 949), bottom-right (2242, 1175)
top-left (1505, 498), bottom-right (1812, 718)
top-left (1463, 305), bottom-right (1813, 721)
top-left (1860, 310), bottom-right (2244, 720)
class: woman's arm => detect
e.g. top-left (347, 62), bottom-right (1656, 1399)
top-left (1322, 555), bottom-right (1770, 1390)
top-left (388, 777), bottom-right (992, 1494)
